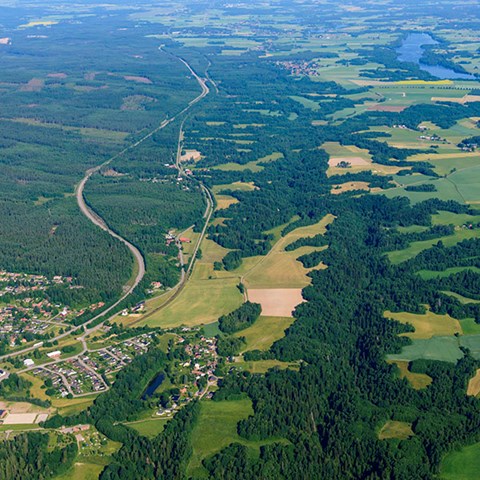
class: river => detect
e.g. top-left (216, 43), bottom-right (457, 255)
top-left (396, 33), bottom-right (475, 80)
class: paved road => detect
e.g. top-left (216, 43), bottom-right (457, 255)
top-left (0, 50), bottom-right (212, 362)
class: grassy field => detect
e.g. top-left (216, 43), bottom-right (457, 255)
top-left (126, 417), bottom-right (170, 438)
top-left (378, 421), bottom-right (414, 440)
top-left (142, 274), bottom-right (243, 329)
top-left (234, 316), bottom-right (294, 352)
top-left (389, 360), bottom-right (432, 389)
top-left (467, 369), bottom-right (480, 397)
top-left (459, 318), bottom-right (480, 335)
top-left (387, 226), bottom-right (480, 264)
top-left (385, 310), bottom-right (462, 339)
top-left (212, 182), bottom-right (257, 193)
top-left (187, 398), bottom-right (288, 478)
top-left (241, 214), bottom-right (334, 289)
top-left (54, 462), bottom-right (105, 480)
top-left (387, 335), bottom-right (480, 363)
top-left (440, 442), bottom-right (480, 480)
top-left (418, 266), bottom-right (480, 280)
top-left (233, 359), bottom-right (298, 374)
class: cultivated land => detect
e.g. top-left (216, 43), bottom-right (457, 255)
top-left (440, 443), bottom-right (480, 480)
top-left (385, 310), bottom-right (462, 340)
top-left (234, 316), bottom-right (294, 352)
top-left (388, 360), bottom-right (432, 390)
top-left (2, 1), bottom-right (480, 478)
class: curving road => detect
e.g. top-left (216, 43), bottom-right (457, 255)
top-left (0, 49), bottom-right (212, 362)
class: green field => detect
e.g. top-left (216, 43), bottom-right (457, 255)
top-left (234, 316), bottom-right (294, 352)
top-left (418, 266), bottom-right (480, 280)
top-left (387, 335), bottom-right (480, 363)
top-left (54, 462), bottom-right (105, 480)
top-left (142, 275), bottom-right (243, 329)
top-left (440, 443), bottom-right (480, 480)
top-left (126, 417), bottom-right (170, 438)
top-left (187, 398), bottom-right (288, 478)
top-left (387, 227), bottom-right (480, 264)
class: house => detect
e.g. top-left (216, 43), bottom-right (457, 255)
top-left (179, 237), bottom-right (191, 243)
top-left (47, 351), bottom-right (61, 359)
top-left (24, 359), bottom-right (35, 367)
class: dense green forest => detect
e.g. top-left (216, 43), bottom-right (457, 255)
top-left (2, 0), bottom-right (480, 479)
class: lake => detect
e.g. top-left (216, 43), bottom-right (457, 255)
top-left (396, 33), bottom-right (475, 80)
top-left (141, 372), bottom-right (165, 400)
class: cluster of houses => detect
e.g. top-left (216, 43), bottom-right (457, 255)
top-left (154, 333), bottom-right (218, 417)
top-left (276, 59), bottom-right (321, 77)
top-left (418, 133), bottom-right (446, 143)
top-left (28, 334), bottom-right (156, 398)
top-left (0, 271), bottom-right (74, 298)
top-left (0, 299), bottom-right (68, 349)
top-left (34, 358), bottom-right (107, 397)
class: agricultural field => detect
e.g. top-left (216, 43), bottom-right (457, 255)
top-left (385, 310), bottom-right (462, 340)
top-left (241, 214), bottom-right (334, 289)
top-left (126, 417), bottom-right (170, 438)
top-left (234, 316), bottom-right (294, 352)
top-left (440, 443), bottom-right (480, 480)
top-left (388, 360), bottom-right (432, 390)
top-left (186, 398), bottom-right (291, 478)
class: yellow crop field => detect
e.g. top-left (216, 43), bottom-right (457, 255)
top-left (385, 310), bottom-right (462, 339)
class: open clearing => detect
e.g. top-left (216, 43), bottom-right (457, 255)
top-left (241, 214), bottom-right (334, 289)
top-left (332, 181), bottom-right (370, 194)
top-left (126, 417), bottom-right (169, 438)
top-left (378, 421), bottom-right (414, 440)
top-left (234, 316), bottom-right (294, 351)
top-left (234, 359), bottom-right (298, 374)
top-left (388, 335), bottom-right (480, 363)
top-left (247, 289), bottom-right (304, 317)
top-left (328, 156), bottom-right (370, 167)
top-left (467, 369), bottom-right (480, 397)
top-left (187, 399), bottom-right (289, 478)
top-left (389, 360), bottom-right (432, 389)
top-left (2, 413), bottom-right (44, 425)
top-left (142, 275), bottom-right (243, 328)
top-left (385, 310), bottom-right (462, 339)
top-left (54, 460), bottom-right (107, 480)
top-left (387, 226), bottom-right (480, 264)
top-left (440, 442), bottom-right (480, 480)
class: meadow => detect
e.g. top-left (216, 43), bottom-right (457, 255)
top-left (187, 398), bottom-right (289, 478)
top-left (440, 443), bottom-right (480, 480)
top-left (234, 316), bottom-right (294, 352)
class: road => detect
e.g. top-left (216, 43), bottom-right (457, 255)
top-left (0, 49), bottom-right (213, 362)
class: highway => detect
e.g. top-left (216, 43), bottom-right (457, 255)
top-left (0, 49), bottom-right (212, 362)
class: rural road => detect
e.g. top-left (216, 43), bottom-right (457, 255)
top-left (0, 49), bottom-right (213, 362)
